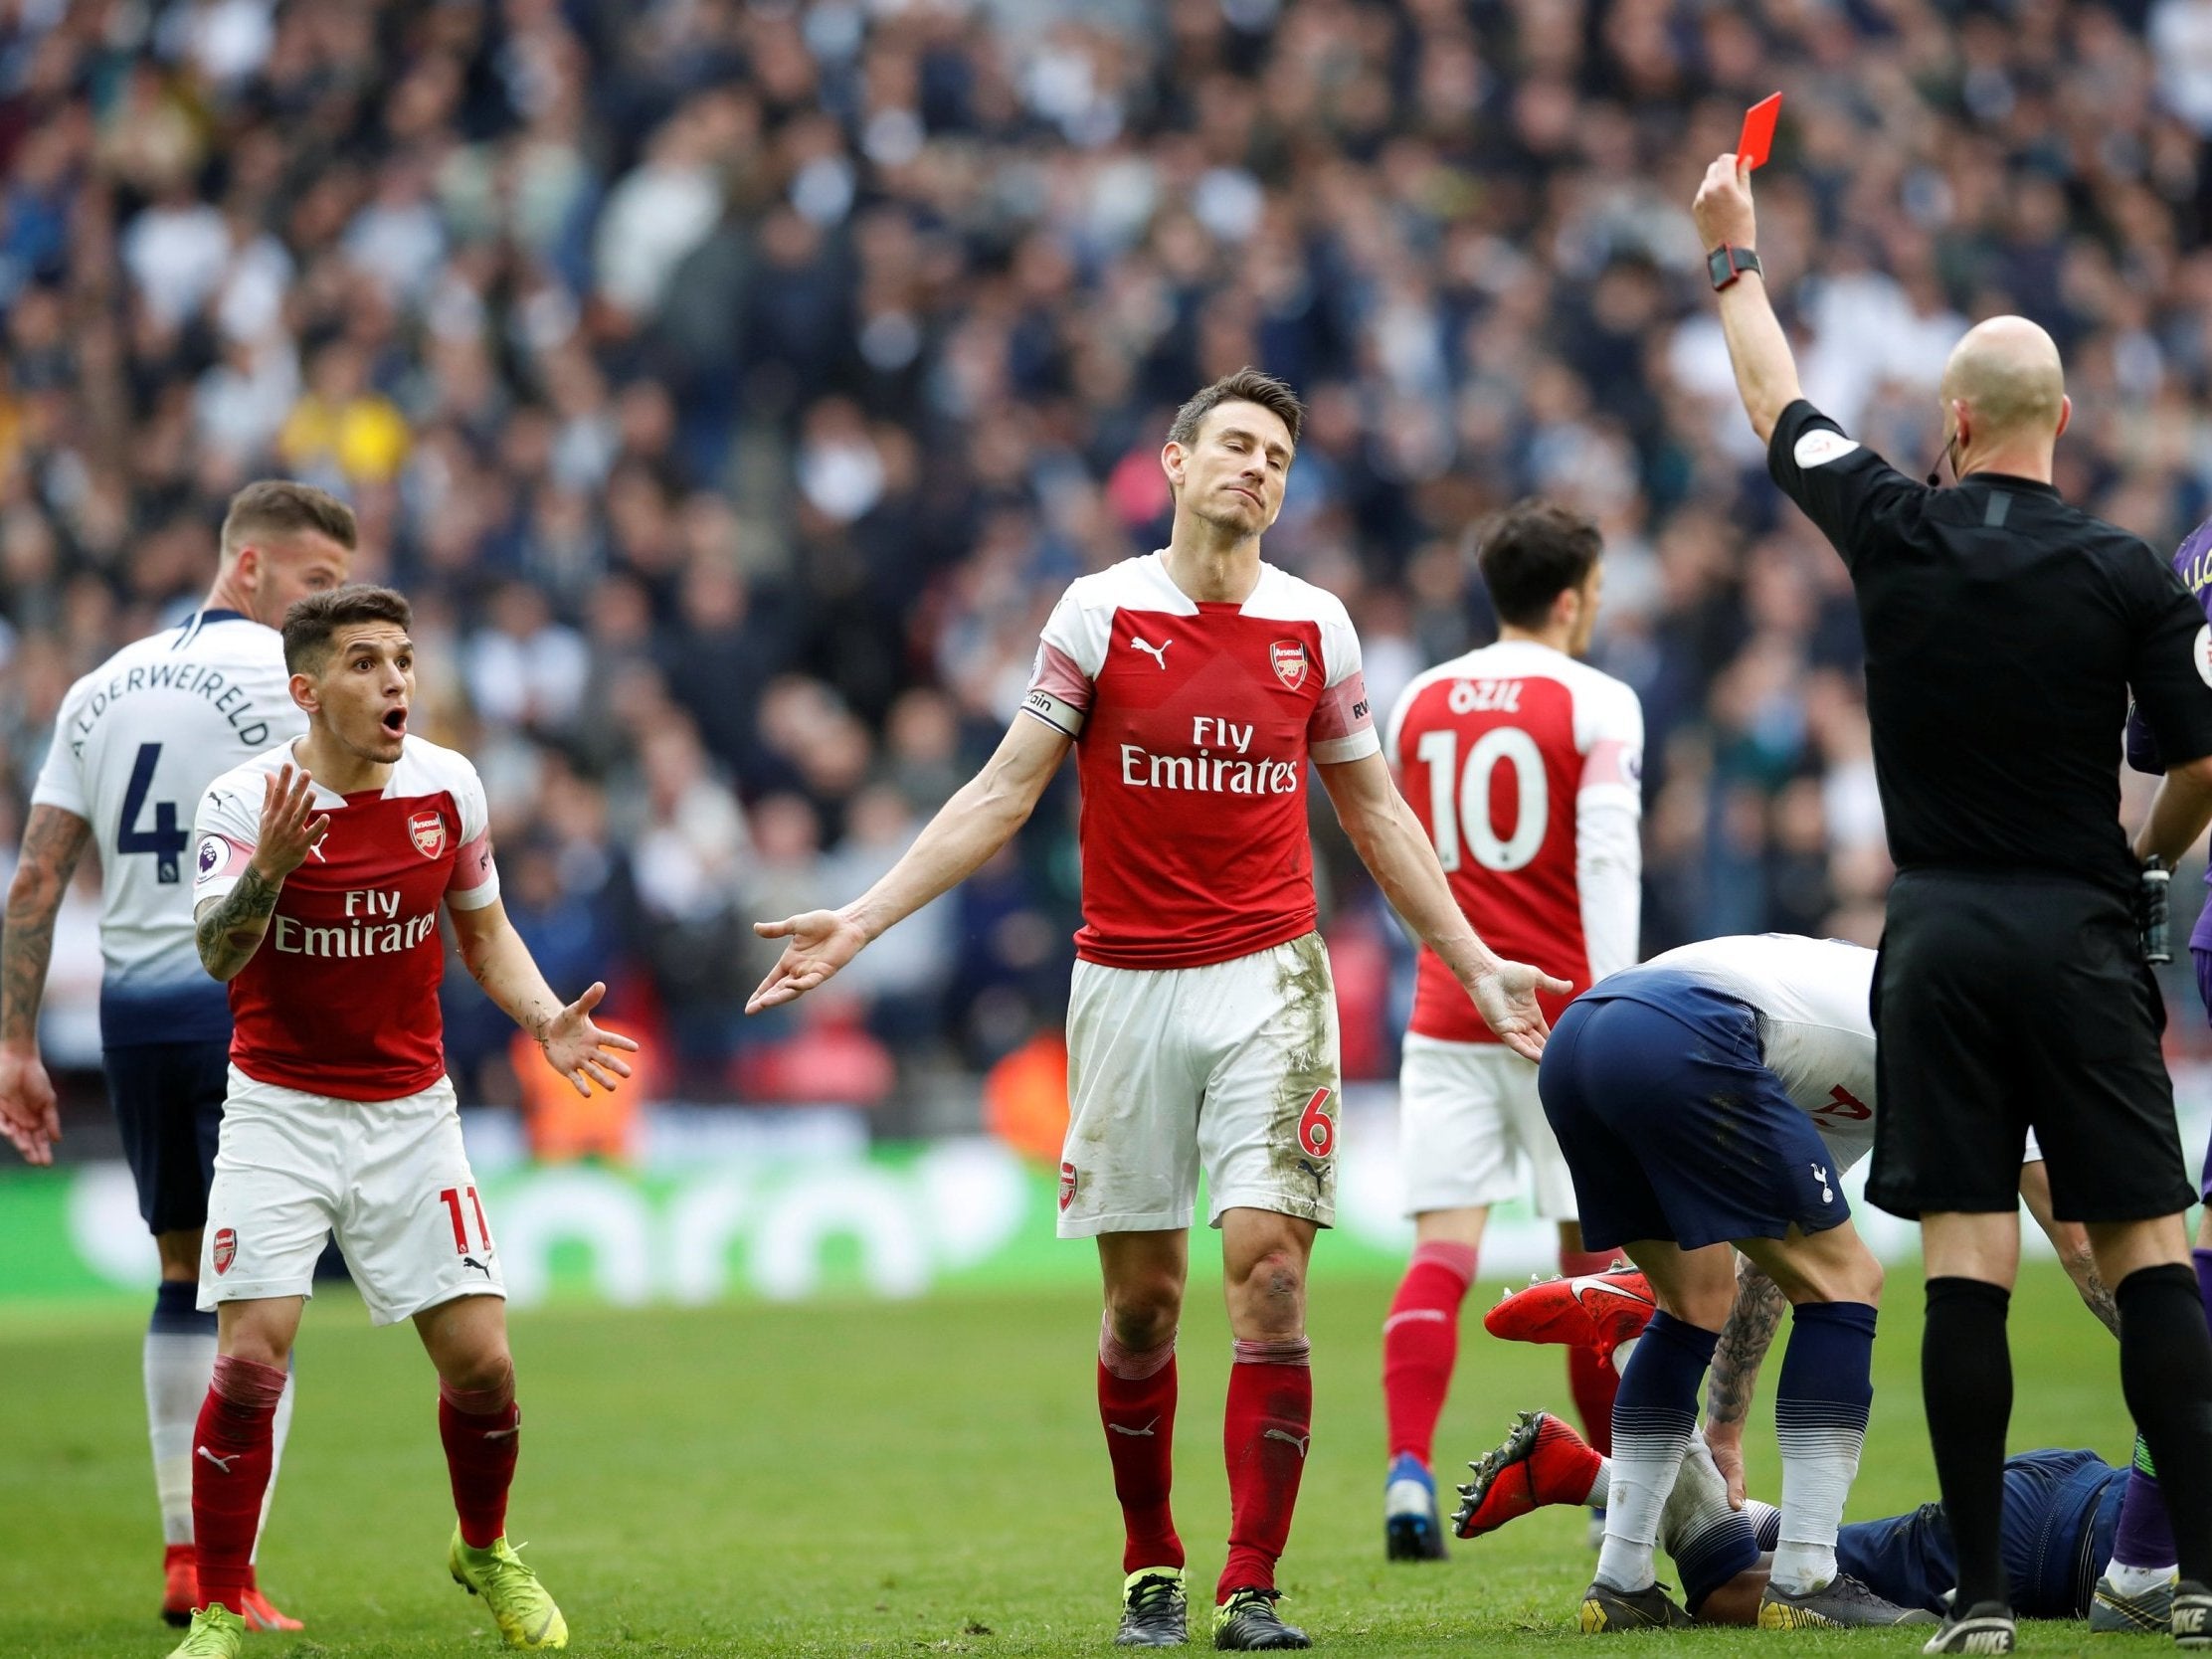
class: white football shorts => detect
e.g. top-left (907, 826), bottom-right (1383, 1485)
top-left (199, 1067), bottom-right (505, 1325)
top-left (1398, 1033), bottom-right (1577, 1220)
top-left (1058, 931), bottom-right (1342, 1237)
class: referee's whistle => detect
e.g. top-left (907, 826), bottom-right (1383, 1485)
top-left (2142, 856), bottom-right (2173, 966)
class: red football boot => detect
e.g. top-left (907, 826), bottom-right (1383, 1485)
top-left (1482, 1267), bottom-right (1654, 1362)
top-left (161, 1544), bottom-right (197, 1626)
top-left (1453, 1409), bottom-right (1604, 1540)
top-left (238, 1567), bottom-right (303, 1632)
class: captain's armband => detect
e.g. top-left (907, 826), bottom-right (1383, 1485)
top-left (1021, 687), bottom-right (1085, 739)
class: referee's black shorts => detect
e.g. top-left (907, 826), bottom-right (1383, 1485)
top-left (1868, 868), bottom-right (2194, 1223)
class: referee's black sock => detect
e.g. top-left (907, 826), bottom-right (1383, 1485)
top-left (1923, 1276), bottom-right (2012, 1608)
top-left (2119, 1263), bottom-right (2212, 1585)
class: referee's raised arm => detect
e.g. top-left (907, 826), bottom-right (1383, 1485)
top-left (1693, 150), bottom-right (2212, 1651)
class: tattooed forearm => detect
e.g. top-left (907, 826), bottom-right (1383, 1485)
top-left (2, 807), bottom-right (92, 1046)
top-left (2068, 1249), bottom-right (2122, 1338)
top-left (195, 869), bottom-right (282, 981)
top-left (1706, 1257), bottom-right (1789, 1428)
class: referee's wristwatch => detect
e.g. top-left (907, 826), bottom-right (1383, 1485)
top-left (1707, 245), bottom-right (1762, 290)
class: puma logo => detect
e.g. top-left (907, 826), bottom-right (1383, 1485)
top-left (196, 1446), bottom-right (238, 1473)
top-left (461, 1254), bottom-right (491, 1276)
top-left (1262, 1428), bottom-right (1310, 1458)
top-left (1108, 1417), bottom-right (1159, 1437)
top-left (1131, 637), bottom-right (1171, 669)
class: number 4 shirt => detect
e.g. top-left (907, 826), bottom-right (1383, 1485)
top-left (30, 612), bottom-right (304, 1047)
top-left (193, 736), bottom-right (500, 1101)
top-left (1387, 639), bottom-right (1643, 1044)
top-left (1022, 552), bottom-right (1379, 969)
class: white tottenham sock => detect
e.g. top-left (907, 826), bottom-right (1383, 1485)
top-left (1592, 1313), bottom-right (1715, 1592)
top-left (1747, 1498), bottom-right (1781, 1550)
top-left (1660, 1434), bottom-right (1738, 1551)
top-left (1767, 1302), bottom-right (1877, 1596)
top-left (1585, 1459), bottom-right (1610, 1510)
top-left (146, 1331), bottom-right (216, 1545)
top-left (2109, 1563), bottom-right (2176, 1596)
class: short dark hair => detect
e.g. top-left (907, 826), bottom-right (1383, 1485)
top-left (1167, 367), bottom-right (1305, 450)
top-left (221, 479), bottom-right (358, 559)
top-left (1473, 499), bottom-right (1603, 629)
top-left (282, 584), bottom-right (412, 675)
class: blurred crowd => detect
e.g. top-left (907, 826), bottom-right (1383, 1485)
top-left (4, 0), bottom-right (2212, 1109)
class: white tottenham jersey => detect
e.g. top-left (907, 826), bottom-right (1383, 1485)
top-left (1639, 934), bottom-right (1880, 1172)
top-left (31, 611), bottom-right (303, 1045)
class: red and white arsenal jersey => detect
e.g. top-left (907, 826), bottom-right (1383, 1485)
top-left (1023, 553), bottom-right (1378, 970)
top-left (192, 736), bottom-right (500, 1101)
top-left (1387, 640), bottom-right (1643, 1043)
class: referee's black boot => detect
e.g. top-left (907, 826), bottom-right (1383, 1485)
top-left (2174, 1579), bottom-right (2212, 1649)
top-left (1920, 1599), bottom-right (2013, 1654)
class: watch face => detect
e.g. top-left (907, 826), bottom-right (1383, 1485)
top-left (1708, 247), bottom-right (1734, 287)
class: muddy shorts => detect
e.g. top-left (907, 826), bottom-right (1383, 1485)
top-left (1056, 931), bottom-right (1341, 1236)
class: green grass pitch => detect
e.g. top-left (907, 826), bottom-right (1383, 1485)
top-left (0, 1259), bottom-right (2131, 1656)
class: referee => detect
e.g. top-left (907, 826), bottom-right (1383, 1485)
top-left (1693, 153), bottom-right (2212, 1655)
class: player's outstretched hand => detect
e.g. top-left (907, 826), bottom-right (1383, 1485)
top-left (252, 765), bottom-right (330, 880)
top-left (0, 1046), bottom-right (60, 1166)
top-left (1468, 959), bottom-right (1572, 1062)
top-left (747, 910), bottom-right (869, 1014)
top-left (1691, 152), bottom-right (1756, 252)
top-left (537, 982), bottom-right (640, 1097)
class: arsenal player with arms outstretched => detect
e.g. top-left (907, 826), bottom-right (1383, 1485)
top-left (167, 586), bottom-right (636, 1659)
top-left (1377, 500), bottom-right (1644, 1560)
top-left (750, 369), bottom-right (1565, 1650)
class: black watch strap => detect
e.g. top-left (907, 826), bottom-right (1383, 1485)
top-left (1708, 245), bottom-right (1762, 290)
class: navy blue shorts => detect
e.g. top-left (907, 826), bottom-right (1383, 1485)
top-left (102, 1040), bottom-right (229, 1236)
top-left (1836, 1449), bottom-right (2124, 1619)
top-left (1537, 971), bottom-right (1851, 1254)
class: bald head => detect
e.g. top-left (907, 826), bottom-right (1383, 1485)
top-left (1940, 316), bottom-right (2067, 445)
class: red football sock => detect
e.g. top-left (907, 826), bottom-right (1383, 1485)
top-left (1382, 1241), bottom-right (1477, 1465)
top-left (1219, 1337), bottom-right (1312, 1599)
top-left (191, 1356), bottom-right (286, 1615)
top-left (1561, 1245), bottom-right (1621, 1457)
top-left (1099, 1319), bottom-right (1182, 1573)
top-left (1567, 1344), bottom-right (1619, 1459)
top-left (440, 1373), bottom-right (520, 1550)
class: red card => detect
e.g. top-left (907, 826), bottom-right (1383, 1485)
top-left (1737, 92), bottom-right (1781, 170)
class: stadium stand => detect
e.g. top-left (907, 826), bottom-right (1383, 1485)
top-left (0, 0), bottom-right (2205, 1106)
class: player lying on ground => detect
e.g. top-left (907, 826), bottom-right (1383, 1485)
top-left (1379, 499), bottom-right (1645, 1562)
top-left (167, 585), bottom-right (637, 1659)
top-left (1537, 933), bottom-right (1931, 1632)
top-left (748, 369), bottom-right (1566, 1652)
top-left (1457, 1411), bottom-right (2127, 1628)
top-left (0, 480), bottom-right (356, 1630)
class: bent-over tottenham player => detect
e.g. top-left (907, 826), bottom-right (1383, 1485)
top-left (748, 368), bottom-right (1566, 1651)
top-left (166, 585), bottom-right (636, 1659)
